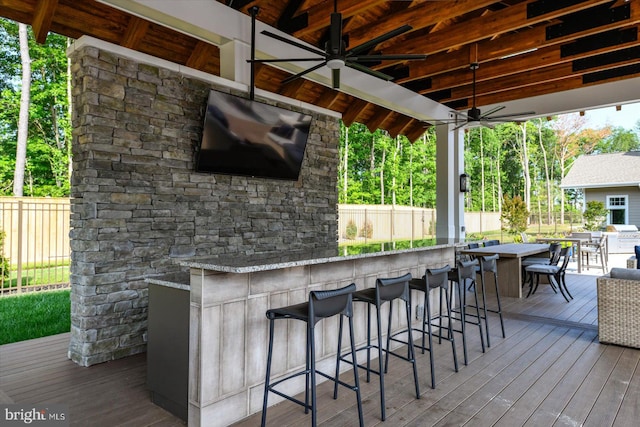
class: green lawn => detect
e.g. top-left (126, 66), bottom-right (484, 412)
top-left (1, 265), bottom-right (70, 289)
top-left (0, 290), bottom-right (71, 345)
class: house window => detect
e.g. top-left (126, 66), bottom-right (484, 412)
top-left (606, 195), bottom-right (628, 225)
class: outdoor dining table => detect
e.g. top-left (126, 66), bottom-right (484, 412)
top-left (459, 242), bottom-right (550, 298)
top-left (535, 236), bottom-right (589, 273)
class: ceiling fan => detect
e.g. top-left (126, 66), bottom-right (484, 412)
top-left (250, 0), bottom-right (428, 89)
top-left (439, 62), bottom-right (536, 130)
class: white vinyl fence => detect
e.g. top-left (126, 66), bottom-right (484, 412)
top-left (338, 204), bottom-right (502, 242)
top-left (0, 199), bottom-right (502, 294)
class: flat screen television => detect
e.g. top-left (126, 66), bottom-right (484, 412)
top-left (196, 90), bottom-right (312, 180)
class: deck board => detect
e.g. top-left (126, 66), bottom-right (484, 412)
top-left (2, 270), bottom-right (640, 427)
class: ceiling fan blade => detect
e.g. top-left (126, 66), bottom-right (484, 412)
top-left (332, 68), bottom-right (340, 89)
top-left (281, 61), bottom-right (327, 85)
top-left (249, 57), bottom-right (325, 63)
top-left (479, 105), bottom-right (505, 119)
top-left (347, 25), bottom-right (413, 56)
top-left (345, 61), bottom-right (394, 81)
top-left (487, 111), bottom-right (536, 119)
top-left (261, 30), bottom-right (326, 57)
top-left (329, 12), bottom-right (343, 55)
top-left (350, 54), bottom-right (427, 62)
top-left (453, 121), bottom-right (469, 131)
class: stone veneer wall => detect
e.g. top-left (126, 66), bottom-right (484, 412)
top-left (67, 43), bottom-right (340, 366)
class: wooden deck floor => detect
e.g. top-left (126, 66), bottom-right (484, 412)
top-left (2, 271), bottom-right (639, 427)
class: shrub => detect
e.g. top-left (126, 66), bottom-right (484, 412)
top-left (360, 220), bottom-right (373, 239)
top-left (583, 200), bottom-right (608, 230)
top-left (345, 220), bottom-right (358, 240)
top-left (0, 230), bottom-right (9, 280)
top-left (501, 194), bottom-right (529, 236)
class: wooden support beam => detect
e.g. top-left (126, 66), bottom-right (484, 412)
top-left (121, 16), bottom-right (149, 50)
top-left (279, 78), bottom-right (306, 99)
top-left (366, 107), bottom-right (393, 133)
top-left (32, 0), bottom-right (58, 44)
top-left (186, 41), bottom-right (216, 70)
top-left (342, 99), bottom-right (369, 127)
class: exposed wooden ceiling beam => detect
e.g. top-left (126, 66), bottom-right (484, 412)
top-left (345, 0), bottom-right (496, 50)
top-left (424, 33), bottom-right (640, 94)
top-left (342, 98), bottom-right (369, 127)
top-left (32, 0), bottom-right (58, 44)
top-left (381, 0), bottom-right (615, 57)
top-left (121, 16), bottom-right (149, 49)
top-left (186, 41), bottom-right (217, 70)
top-left (365, 107), bottom-right (393, 133)
top-left (293, 0), bottom-right (387, 37)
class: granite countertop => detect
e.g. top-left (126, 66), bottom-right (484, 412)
top-left (181, 240), bottom-right (462, 274)
top-left (145, 271), bottom-right (191, 291)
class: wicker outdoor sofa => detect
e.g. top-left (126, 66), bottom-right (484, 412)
top-left (597, 266), bottom-right (640, 348)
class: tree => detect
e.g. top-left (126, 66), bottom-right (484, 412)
top-left (0, 18), bottom-right (71, 196)
top-left (13, 23), bottom-right (30, 196)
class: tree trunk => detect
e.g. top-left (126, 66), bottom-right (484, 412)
top-left (480, 128), bottom-right (486, 212)
top-left (380, 144), bottom-right (386, 205)
top-left (537, 119), bottom-right (552, 224)
top-left (13, 23), bottom-right (31, 197)
top-left (342, 126), bottom-right (349, 202)
top-left (67, 38), bottom-right (73, 181)
top-left (521, 124), bottom-right (531, 212)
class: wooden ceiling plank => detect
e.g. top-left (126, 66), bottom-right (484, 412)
top-left (293, 0), bottom-right (387, 37)
top-left (32, 0), bottom-right (59, 44)
top-left (121, 16), bottom-right (149, 49)
top-left (445, 55), bottom-right (640, 107)
top-left (342, 98), bottom-right (370, 127)
top-left (383, 0), bottom-right (615, 57)
top-left (405, 3), bottom-right (640, 82)
top-left (426, 33), bottom-right (640, 94)
top-left (346, 0), bottom-right (496, 50)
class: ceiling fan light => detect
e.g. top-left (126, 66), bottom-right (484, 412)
top-left (326, 58), bottom-right (345, 69)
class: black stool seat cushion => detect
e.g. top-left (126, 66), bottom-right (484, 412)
top-left (352, 287), bottom-right (376, 304)
top-left (409, 277), bottom-right (424, 290)
top-left (266, 302), bottom-right (309, 322)
top-left (410, 276), bottom-right (450, 291)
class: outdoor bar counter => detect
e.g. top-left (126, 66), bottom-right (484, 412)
top-left (148, 241), bottom-right (458, 426)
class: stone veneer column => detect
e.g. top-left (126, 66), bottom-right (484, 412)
top-left (67, 39), bottom-right (340, 366)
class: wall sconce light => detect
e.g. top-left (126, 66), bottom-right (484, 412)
top-left (460, 173), bottom-right (470, 193)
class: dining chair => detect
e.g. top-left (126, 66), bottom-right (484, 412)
top-left (524, 247), bottom-right (573, 302)
top-left (582, 235), bottom-right (608, 273)
top-left (521, 243), bottom-right (562, 288)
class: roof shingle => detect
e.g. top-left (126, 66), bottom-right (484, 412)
top-left (561, 151), bottom-right (640, 189)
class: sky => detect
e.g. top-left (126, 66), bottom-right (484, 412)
top-left (564, 102), bottom-right (640, 131)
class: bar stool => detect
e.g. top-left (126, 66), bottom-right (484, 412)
top-left (261, 283), bottom-right (363, 427)
top-left (336, 272), bottom-right (419, 421)
top-left (474, 254), bottom-right (505, 347)
top-left (405, 265), bottom-right (458, 389)
top-left (448, 258), bottom-right (485, 365)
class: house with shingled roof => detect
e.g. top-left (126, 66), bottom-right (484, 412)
top-left (561, 151), bottom-right (640, 227)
